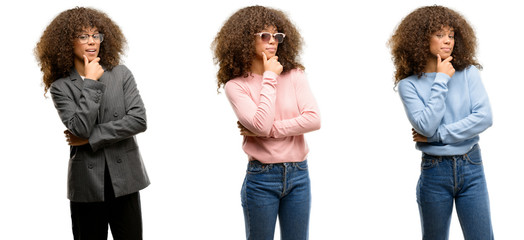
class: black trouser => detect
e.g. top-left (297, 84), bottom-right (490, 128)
top-left (70, 164), bottom-right (143, 240)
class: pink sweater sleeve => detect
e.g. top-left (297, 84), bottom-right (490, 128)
top-left (270, 70), bottom-right (321, 138)
top-left (225, 71), bottom-right (278, 136)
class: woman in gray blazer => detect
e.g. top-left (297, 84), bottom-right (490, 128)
top-left (35, 7), bottom-right (149, 240)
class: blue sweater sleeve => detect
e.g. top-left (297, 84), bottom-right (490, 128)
top-left (398, 73), bottom-right (451, 137)
top-left (429, 66), bottom-right (492, 144)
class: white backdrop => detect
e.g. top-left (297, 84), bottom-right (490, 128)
top-left (1, 0), bottom-right (522, 239)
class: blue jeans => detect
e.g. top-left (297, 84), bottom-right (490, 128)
top-left (417, 144), bottom-right (493, 240)
top-left (241, 160), bottom-right (311, 240)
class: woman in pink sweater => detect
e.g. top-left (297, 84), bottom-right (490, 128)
top-left (212, 6), bottom-right (320, 240)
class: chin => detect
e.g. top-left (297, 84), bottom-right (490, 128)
top-left (265, 52), bottom-right (276, 58)
top-left (87, 56), bottom-right (99, 61)
top-left (440, 53), bottom-right (452, 58)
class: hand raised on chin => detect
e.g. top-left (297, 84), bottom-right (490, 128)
top-left (436, 54), bottom-right (455, 78)
top-left (83, 55), bottom-right (105, 80)
top-left (262, 52), bottom-right (283, 75)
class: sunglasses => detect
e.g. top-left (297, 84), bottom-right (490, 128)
top-left (254, 32), bottom-right (286, 43)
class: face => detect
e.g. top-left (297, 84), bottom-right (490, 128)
top-left (254, 26), bottom-right (280, 60)
top-left (429, 26), bottom-right (455, 59)
top-left (73, 27), bottom-right (101, 63)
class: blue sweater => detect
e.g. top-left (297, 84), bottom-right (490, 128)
top-left (398, 65), bottom-right (492, 156)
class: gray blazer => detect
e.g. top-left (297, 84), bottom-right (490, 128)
top-left (50, 65), bottom-right (150, 202)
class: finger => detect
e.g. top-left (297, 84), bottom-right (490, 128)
top-left (262, 52), bottom-right (267, 62)
top-left (437, 54), bottom-right (441, 64)
top-left (91, 57), bottom-right (101, 64)
top-left (83, 55), bottom-right (89, 65)
top-left (443, 56), bottom-right (453, 63)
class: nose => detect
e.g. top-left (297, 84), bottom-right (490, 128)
top-left (268, 35), bottom-right (276, 44)
top-left (87, 35), bottom-right (96, 44)
top-left (444, 36), bottom-right (451, 44)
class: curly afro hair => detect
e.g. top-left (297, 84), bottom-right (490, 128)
top-left (212, 5), bottom-right (304, 91)
top-left (35, 7), bottom-right (126, 95)
top-left (388, 5), bottom-right (481, 85)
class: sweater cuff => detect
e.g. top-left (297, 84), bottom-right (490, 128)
top-left (435, 72), bottom-right (451, 84)
top-left (263, 71), bottom-right (278, 83)
top-left (427, 131), bottom-right (439, 143)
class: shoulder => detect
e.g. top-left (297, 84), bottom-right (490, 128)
top-left (281, 68), bottom-right (306, 84)
top-left (50, 76), bottom-right (68, 88)
top-left (224, 75), bottom-right (250, 97)
top-left (105, 64), bottom-right (132, 75)
top-left (397, 75), bottom-right (417, 90)
top-left (50, 71), bottom-right (76, 91)
top-left (464, 65), bottom-right (480, 77)
top-left (285, 68), bottom-right (305, 78)
top-left (224, 75), bottom-right (245, 88)
top-left (103, 65), bottom-right (136, 84)
top-left (456, 65), bottom-right (481, 82)
top-left (114, 64), bottom-right (131, 72)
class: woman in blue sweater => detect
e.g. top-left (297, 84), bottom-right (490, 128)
top-left (389, 6), bottom-right (494, 239)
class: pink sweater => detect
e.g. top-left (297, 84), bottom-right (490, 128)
top-left (225, 69), bottom-right (321, 164)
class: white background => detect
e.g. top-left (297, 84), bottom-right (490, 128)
top-left (1, 0), bottom-right (522, 239)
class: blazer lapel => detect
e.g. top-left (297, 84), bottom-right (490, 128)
top-left (69, 68), bottom-right (84, 91)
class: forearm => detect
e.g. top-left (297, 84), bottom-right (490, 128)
top-left (430, 111), bottom-right (492, 144)
top-left (88, 67), bottom-right (147, 151)
top-left (400, 73), bottom-right (450, 136)
top-left (226, 71), bottom-right (278, 136)
top-left (51, 79), bottom-right (105, 138)
top-left (270, 111), bottom-right (320, 138)
top-left (429, 72), bottom-right (492, 143)
top-left (89, 113), bottom-right (146, 151)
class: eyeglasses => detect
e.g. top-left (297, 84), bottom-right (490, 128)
top-left (76, 33), bottom-right (104, 44)
top-left (254, 32), bottom-right (285, 43)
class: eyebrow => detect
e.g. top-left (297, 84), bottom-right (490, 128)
top-left (78, 31), bottom-right (100, 35)
top-left (435, 30), bottom-right (455, 34)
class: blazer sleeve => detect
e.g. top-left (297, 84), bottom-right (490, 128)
top-left (89, 66), bottom-right (147, 151)
top-left (269, 70), bottom-right (321, 138)
top-left (50, 78), bottom-right (106, 139)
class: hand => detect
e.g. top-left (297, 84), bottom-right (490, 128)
top-left (64, 130), bottom-right (89, 146)
top-left (436, 54), bottom-right (455, 78)
top-left (262, 52), bottom-right (283, 75)
top-left (237, 121), bottom-right (257, 137)
top-left (412, 128), bottom-right (428, 142)
top-left (84, 55), bottom-right (104, 80)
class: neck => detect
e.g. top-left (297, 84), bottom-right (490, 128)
top-left (74, 58), bottom-right (85, 76)
top-left (250, 58), bottom-right (264, 75)
top-left (424, 57), bottom-right (437, 73)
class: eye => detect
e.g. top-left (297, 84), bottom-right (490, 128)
top-left (93, 34), bottom-right (100, 39)
top-left (260, 33), bottom-right (272, 41)
top-left (274, 33), bottom-right (285, 43)
top-left (78, 35), bottom-right (88, 40)
top-left (449, 35), bottom-right (455, 39)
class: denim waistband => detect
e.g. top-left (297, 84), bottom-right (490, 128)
top-left (422, 144), bottom-right (479, 160)
top-left (249, 159), bottom-right (307, 168)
